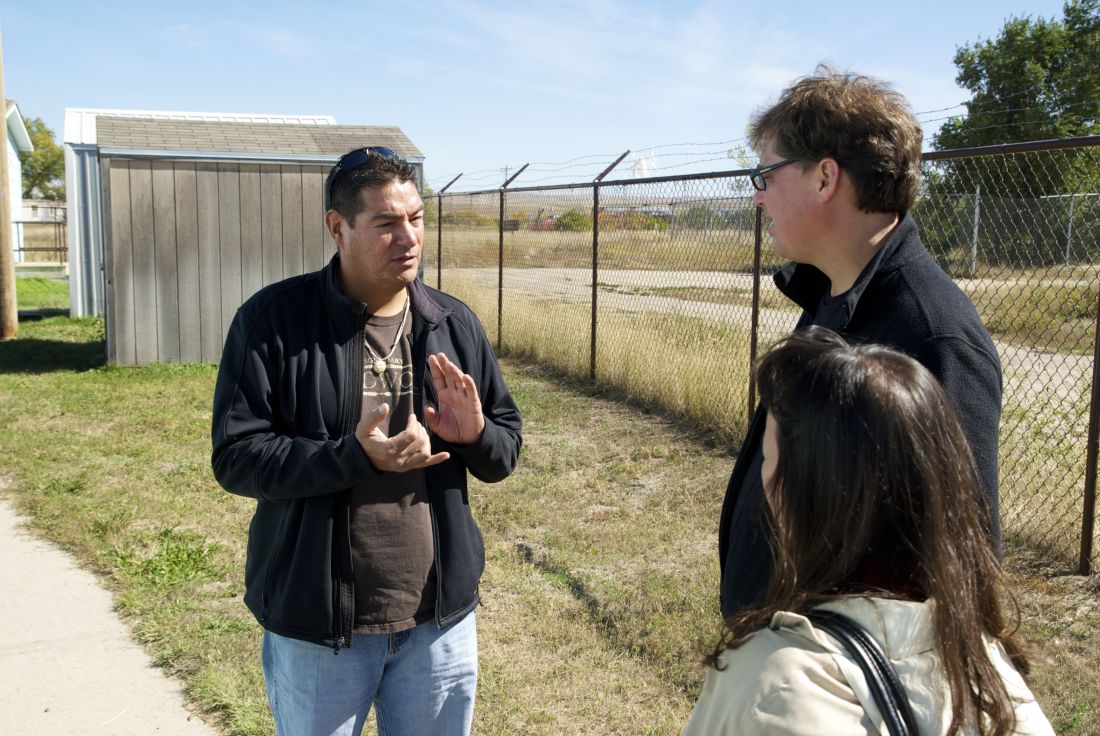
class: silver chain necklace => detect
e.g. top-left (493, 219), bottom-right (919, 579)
top-left (365, 291), bottom-right (411, 376)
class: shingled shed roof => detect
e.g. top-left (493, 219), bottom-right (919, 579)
top-left (95, 117), bottom-right (424, 160)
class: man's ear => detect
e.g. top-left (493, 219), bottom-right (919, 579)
top-left (815, 158), bottom-right (842, 203)
top-left (325, 209), bottom-right (346, 247)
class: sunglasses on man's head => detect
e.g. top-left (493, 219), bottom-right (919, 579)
top-left (326, 146), bottom-right (403, 207)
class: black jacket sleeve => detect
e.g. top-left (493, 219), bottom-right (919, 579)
top-left (441, 315), bottom-right (522, 483)
top-left (914, 333), bottom-right (1003, 545)
top-left (210, 307), bottom-right (380, 501)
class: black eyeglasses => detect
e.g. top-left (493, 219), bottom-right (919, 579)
top-left (749, 159), bottom-right (797, 191)
top-left (326, 146), bottom-right (402, 207)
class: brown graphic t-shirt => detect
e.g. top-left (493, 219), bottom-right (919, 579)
top-left (349, 310), bottom-right (436, 633)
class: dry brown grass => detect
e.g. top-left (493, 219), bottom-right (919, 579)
top-left (439, 271), bottom-right (756, 444)
top-left (1004, 539), bottom-right (1100, 735)
top-left (3, 317), bottom-right (1096, 736)
top-left (0, 318), bottom-right (726, 736)
top-left (998, 391), bottom-right (1092, 563)
top-left (427, 226), bottom-right (759, 273)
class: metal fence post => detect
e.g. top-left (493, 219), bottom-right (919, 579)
top-left (748, 204), bottom-right (763, 418)
top-left (591, 151), bottom-right (630, 381)
top-left (591, 183), bottom-right (599, 380)
top-left (436, 174), bottom-right (462, 291)
top-left (498, 165), bottom-right (528, 350)
top-left (436, 194), bottom-right (443, 290)
top-left (498, 188), bottom-right (504, 350)
top-left (1065, 194), bottom-right (1076, 265)
top-left (1080, 285), bottom-right (1100, 574)
top-left (970, 184), bottom-right (981, 276)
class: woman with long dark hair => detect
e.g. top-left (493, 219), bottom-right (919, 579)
top-left (686, 328), bottom-right (1051, 735)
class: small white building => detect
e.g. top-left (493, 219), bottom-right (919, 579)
top-left (6, 100), bottom-right (33, 261)
top-left (19, 199), bottom-right (65, 222)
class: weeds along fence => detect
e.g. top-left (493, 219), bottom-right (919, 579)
top-left (426, 135), bottom-right (1100, 574)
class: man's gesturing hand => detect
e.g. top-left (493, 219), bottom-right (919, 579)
top-left (355, 404), bottom-right (450, 472)
top-left (424, 353), bottom-right (485, 445)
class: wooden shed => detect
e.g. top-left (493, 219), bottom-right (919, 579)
top-left (92, 116), bottom-right (424, 366)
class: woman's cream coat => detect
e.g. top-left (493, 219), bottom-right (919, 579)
top-left (685, 598), bottom-right (1052, 735)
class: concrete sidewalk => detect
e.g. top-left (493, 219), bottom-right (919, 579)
top-left (0, 500), bottom-right (218, 735)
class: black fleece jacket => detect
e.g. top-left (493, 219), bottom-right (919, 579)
top-left (211, 255), bottom-right (522, 648)
top-left (718, 215), bottom-right (1002, 617)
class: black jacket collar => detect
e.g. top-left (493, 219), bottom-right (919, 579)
top-left (320, 253), bottom-right (449, 331)
top-left (773, 213), bottom-right (921, 326)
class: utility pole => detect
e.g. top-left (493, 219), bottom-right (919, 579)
top-left (0, 27), bottom-right (16, 340)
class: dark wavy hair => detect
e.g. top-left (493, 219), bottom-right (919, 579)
top-left (748, 64), bottom-right (923, 214)
top-left (327, 150), bottom-right (419, 226)
top-left (710, 327), bottom-right (1027, 736)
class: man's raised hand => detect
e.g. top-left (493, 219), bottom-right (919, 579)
top-left (424, 353), bottom-right (485, 445)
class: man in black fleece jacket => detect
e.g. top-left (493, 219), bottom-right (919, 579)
top-left (211, 147), bottom-right (521, 736)
top-left (719, 67), bottom-right (1002, 618)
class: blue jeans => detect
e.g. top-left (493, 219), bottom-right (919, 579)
top-left (261, 612), bottom-right (477, 736)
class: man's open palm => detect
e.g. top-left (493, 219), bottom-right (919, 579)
top-left (424, 353), bottom-right (485, 445)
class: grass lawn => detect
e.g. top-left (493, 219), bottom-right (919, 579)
top-left (16, 276), bottom-right (70, 311)
top-left (0, 317), bottom-right (1096, 735)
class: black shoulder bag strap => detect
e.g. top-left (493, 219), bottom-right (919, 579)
top-left (805, 609), bottom-right (920, 736)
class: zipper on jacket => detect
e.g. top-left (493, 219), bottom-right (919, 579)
top-left (411, 315), bottom-right (447, 627)
top-left (331, 573), bottom-right (342, 655)
top-left (338, 506), bottom-right (355, 650)
top-left (333, 320), bottom-right (366, 653)
top-left (429, 489), bottom-right (444, 627)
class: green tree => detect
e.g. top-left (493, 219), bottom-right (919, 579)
top-left (554, 209), bottom-right (592, 232)
top-left (19, 117), bottom-right (65, 200)
top-left (935, 0), bottom-right (1100, 152)
top-left (921, 1), bottom-right (1100, 267)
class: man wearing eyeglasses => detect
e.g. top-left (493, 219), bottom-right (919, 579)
top-left (718, 67), bottom-right (1002, 617)
top-left (212, 147), bottom-right (522, 735)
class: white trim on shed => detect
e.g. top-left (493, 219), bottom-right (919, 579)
top-left (7, 101), bottom-right (33, 263)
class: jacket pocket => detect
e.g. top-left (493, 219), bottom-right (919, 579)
top-left (258, 498), bottom-right (340, 640)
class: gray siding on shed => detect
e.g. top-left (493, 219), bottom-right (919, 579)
top-left (104, 157), bottom-right (334, 366)
top-left (70, 113), bottom-right (422, 325)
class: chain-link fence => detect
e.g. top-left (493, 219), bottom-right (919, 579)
top-left (428, 135), bottom-right (1100, 574)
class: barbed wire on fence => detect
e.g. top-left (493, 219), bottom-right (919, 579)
top-left (430, 119), bottom-right (1098, 191)
top-left (428, 69), bottom-right (1100, 192)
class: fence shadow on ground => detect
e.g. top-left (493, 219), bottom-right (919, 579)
top-left (0, 336), bottom-right (106, 374)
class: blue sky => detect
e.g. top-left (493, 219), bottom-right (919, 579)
top-left (1, 0), bottom-right (1069, 192)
